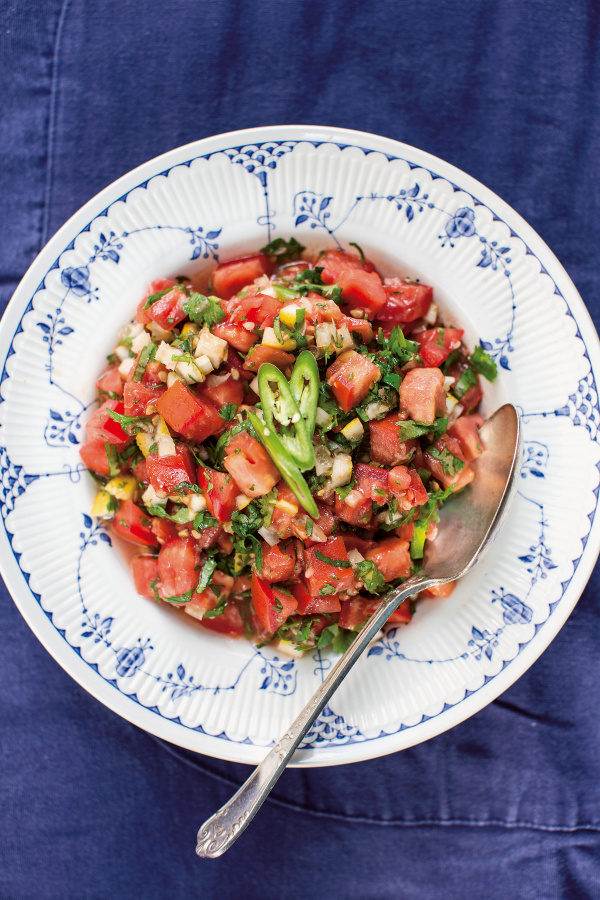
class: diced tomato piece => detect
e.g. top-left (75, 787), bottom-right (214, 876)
top-left (305, 536), bottom-right (356, 597)
top-left (261, 539), bottom-right (303, 583)
top-left (376, 280), bottom-right (433, 324)
top-left (339, 269), bottom-right (386, 319)
top-left (197, 466), bottom-right (239, 522)
top-left (304, 501), bottom-right (336, 546)
top-left (133, 458), bottom-right (148, 485)
top-left (334, 488), bottom-right (373, 527)
top-left (387, 599), bottom-right (414, 623)
top-left (415, 327), bottom-right (464, 368)
top-left (194, 525), bottom-right (222, 550)
top-left (388, 466), bottom-right (429, 509)
top-left (365, 537), bottom-right (411, 581)
top-left (212, 323), bottom-right (258, 353)
top-left (79, 439), bottom-right (111, 476)
top-left (355, 463), bottom-right (389, 504)
top-left (421, 581), bottom-right (456, 598)
top-left (369, 414), bottom-right (418, 466)
top-left (199, 373), bottom-right (244, 411)
top-left (448, 414), bottom-right (485, 462)
top-left (136, 278), bottom-right (179, 324)
top-left (223, 431), bottom-right (279, 498)
top-left (211, 254), bottom-right (273, 300)
top-left (123, 382), bottom-right (166, 417)
top-left (146, 444), bottom-right (196, 495)
top-left (319, 249), bottom-right (375, 284)
top-left (141, 359), bottom-right (168, 387)
top-left (291, 580), bottom-right (342, 615)
top-left (131, 556), bottom-right (160, 600)
top-left (243, 344), bottom-right (295, 373)
top-left (196, 599), bottom-right (246, 636)
top-left (112, 499), bottom-right (158, 547)
top-left (339, 314), bottom-right (374, 343)
top-left (270, 484), bottom-right (300, 538)
top-left (186, 570), bottom-right (234, 618)
top-left (251, 570), bottom-right (298, 633)
top-left (339, 533), bottom-right (376, 555)
top-left (96, 366), bottom-right (124, 398)
top-left (225, 346), bottom-right (254, 382)
top-left (156, 381), bottom-right (222, 443)
top-left (229, 292), bottom-right (282, 329)
top-left (396, 521), bottom-right (415, 541)
top-left (146, 287), bottom-right (187, 331)
top-left (151, 517), bottom-right (179, 544)
top-left (399, 367), bottom-right (446, 426)
top-left (307, 293), bottom-right (343, 325)
top-left (422, 433), bottom-right (475, 491)
top-left (327, 350), bottom-right (381, 413)
top-left (460, 382), bottom-right (484, 414)
top-left (157, 537), bottom-right (199, 600)
top-left (339, 595), bottom-right (413, 629)
top-left (86, 400), bottom-right (130, 445)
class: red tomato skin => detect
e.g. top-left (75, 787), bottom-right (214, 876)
top-left (146, 444), bottom-right (196, 495)
top-left (197, 466), bottom-right (239, 522)
top-left (388, 466), bottom-right (429, 507)
top-left (186, 570), bottom-right (234, 618)
top-left (251, 571), bottom-right (298, 633)
top-left (376, 280), bottom-right (433, 323)
top-left (319, 249), bottom-right (375, 284)
top-left (212, 323), bottom-right (258, 353)
top-left (112, 500), bottom-right (158, 547)
top-left (223, 432), bottom-right (279, 498)
top-left (194, 525), bottom-right (222, 550)
top-left (339, 269), bottom-right (387, 318)
top-left (261, 540), bottom-right (304, 583)
top-left (365, 537), bottom-right (411, 581)
top-left (334, 490), bottom-right (373, 527)
top-left (122, 382), bottom-right (166, 417)
top-left (197, 599), bottom-right (246, 636)
top-left (415, 328), bottom-right (464, 368)
top-left (79, 439), bottom-right (111, 476)
top-left (338, 315), bottom-right (374, 344)
top-left (338, 595), bottom-right (412, 629)
top-left (96, 366), bottom-right (124, 398)
top-left (136, 278), bottom-right (178, 324)
top-left (354, 463), bottom-right (389, 504)
top-left (225, 346), bottom-right (255, 382)
top-left (304, 536), bottom-right (356, 597)
top-left (423, 434), bottom-right (475, 492)
top-left (369, 414), bottom-right (418, 466)
top-left (421, 581), bottom-right (456, 598)
top-left (157, 537), bottom-right (199, 600)
top-left (460, 382), bottom-right (484, 414)
top-left (211, 255), bottom-right (273, 300)
top-left (229, 292), bottom-right (282, 329)
top-left (151, 517), bottom-right (179, 544)
top-left (147, 287), bottom-right (187, 330)
top-left (339, 533), bottom-right (376, 555)
top-left (399, 367), bottom-right (446, 426)
top-left (291, 581), bottom-right (342, 615)
top-left (242, 345), bottom-right (295, 373)
top-left (156, 381), bottom-right (222, 443)
top-left (132, 556), bottom-right (160, 599)
top-left (199, 374), bottom-right (244, 411)
top-left (326, 350), bottom-right (381, 413)
top-left (448, 414), bottom-right (485, 461)
top-left (86, 400), bottom-right (130, 445)
top-left (270, 485), bottom-right (299, 539)
top-left (304, 501), bottom-right (336, 546)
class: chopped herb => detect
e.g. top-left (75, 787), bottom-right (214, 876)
top-left (162, 588), bottom-right (194, 605)
top-left (453, 368), bottom-right (477, 400)
top-left (305, 518), bottom-right (313, 537)
top-left (182, 292), bottom-right (225, 327)
top-left (192, 510), bottom-right (219, 530)
top-left (131, 342), bottom-right (156, 382)
top-left (257, 487), bottom-right (278, 529)
top-left (149, 577), bottom-right (161, 603)
top-left (230, 504), bottom-right (264, 537)
top-left (470, 345), bottom-right (498, 382)
top-left (143, 286), bottom-right (175, 310)
top-left (317, 623), bottom-right (356, 654)
top-left (203, 595), bottom-right (228, 618)
top-left (426, 445), bottom-right (465, 476)
top-left (319, 583), bottom-right (336, 596)
top-left (334, 477), bottom-right (357, 500)
top-left (219, 402), bottom-right (239, 422)
top-left (348, 242), bottom-right (365, 262)
top-left (260, 237), bottom-right (306, 261)
top-left (314, 550), bottom-right (352, 568)
top-left (355, 560), bottom-right (387, 593)
top-left (197, 556), bottom-right (217, 594)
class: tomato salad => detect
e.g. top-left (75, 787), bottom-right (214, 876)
top-left (81, 239), bottom-right (497, 655)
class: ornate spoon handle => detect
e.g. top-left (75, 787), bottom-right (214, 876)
top-left (196, 574), bottom-right (424, 858)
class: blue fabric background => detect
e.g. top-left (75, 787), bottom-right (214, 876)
top-left (2, 1), bottom-right (600, 897)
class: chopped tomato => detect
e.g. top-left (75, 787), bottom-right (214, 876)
top-left (339, 314), bottom-right (374, 343)
top-left (319, 249), bottom-right (375, 284)
top-left (197, 599), bottom-right (246, 636)
top-left (212, 323), bottom-right (258, 353)
top-left (133, 458), bottom-right (149, 485)
top-left (270, 484), bottom-right (301, 538)
top-left (388, 466), bottom-right (429, 508)
top-left (365, 537), bottom-right (411, 581)
top-left (147, 287), bottom-right (188, 331)
top-left (156, 381), bottom-right (222, 443)
top-left (326, 350), bottom-right (381, 413)
top-left (136, 278), bottom-right (178, 324)
top-left (448, 414), bottom-right (485, 462)
top-left (339, 595), bottom-right (413, 630)
top-left (242, 345), bottom-right (295, 373)
top-left (186, 570), bottom-right (234, 618)
top-left (376, 280), bottom-right (433, 323)
top-left (197, 466), bottom-right (239, 522)
top-left (460, 382), bottom-right (483, 415)
top-left (194, 525), bottom-right (222, 550)
top-left (199, 373), bottom-right (244, 410)
top-left (395, 521), bottom-right (415, 541)
top-left (228, 292), bottom-right (282, 329)
top-left (261, 539), bottom-right (303, 583)
top-left (132, 556), bottom-right (160, 599)
top-left (304, 501), bottom-right (336, 546)
top-left (79, 439), bottom-right (111, 476)
top-left (369, 414), bottom-right (418, 466)
top-left (211, 254), bottom-right (273, 300)
top-left (251, 570), bottom-right (298, 633)
top-left (146, 443), bottom-right (196, 495)
top-left (339, 268), bottom-right (386, 319)
top-left (399, 367), bottom-right (446, 426)
top-left (339, 533), bottom-right (376, 555)
top-left (305, 536), bottom-right (356, 597)
top-left (141, 359), bottom-right (168, 387)
top-left (96, 365), bottom-right (123, 398)
top-left (334, 487), bottom-right (373, 527)
top-left (422, 433), bottom-right (474, 491)
top-left (151, 517), bottom-right (179, 544)
top-left (225, 346), bottom-right (255, 382)
top-left (354, 463), bottom-right (389, 504)
top-left (157, 537), bottom-right (199, 600)
top-left (415, 327), bottom-right (464, 368)
top-left (122, 382), bottom-right (166, 417)
top-left (421, 581), bottom-right (456, 598)
top-left (223, 431), bottom-right (279, 498)
top-left (112, 499), bottom-right (158, 547)
top-left (86, 400), bottom-right (130, 445)
top-left (291, 580), bottom-right (342, 615)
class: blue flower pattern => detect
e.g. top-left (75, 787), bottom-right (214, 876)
top-left (0, 138), bottom-right (597, 750)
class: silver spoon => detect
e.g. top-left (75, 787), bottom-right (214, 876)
top-left (196, 403), bottom-right (521, 858)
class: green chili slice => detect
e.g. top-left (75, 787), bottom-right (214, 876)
top-left (247, 411), bottom-right (319, 519)
top-left (289, 349), bottom-right (319, 442)
top-left (257, 363), bottom-right (314, 471)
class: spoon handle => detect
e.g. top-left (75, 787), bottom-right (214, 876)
top-left (196, 573), bottom-right (425, 858)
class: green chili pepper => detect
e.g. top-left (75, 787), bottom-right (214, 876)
top-left (257, 363), bottom-right (315, 471)
top-left (247, 411), bottom-right (319, 519)
top-left (289, 349), bottom-right (320, 442)
top-left (271, 284), bottom-right (301, 302)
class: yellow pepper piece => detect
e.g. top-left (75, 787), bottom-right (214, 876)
top-left (105, 474), bottom-right (137, 500)
top-left (180, 321), bottom-right (199, 336)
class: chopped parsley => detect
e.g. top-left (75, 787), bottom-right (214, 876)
top-left (470, 345), bottom-right (498, 382)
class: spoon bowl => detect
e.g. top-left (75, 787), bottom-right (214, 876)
top-left (196, 404), bottom-right (522, 858)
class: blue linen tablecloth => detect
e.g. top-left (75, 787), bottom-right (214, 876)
top-left (2, 2), bottom-right (600, 897)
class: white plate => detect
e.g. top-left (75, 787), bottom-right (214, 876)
top-left (1, 126), bottom-right (599, 766)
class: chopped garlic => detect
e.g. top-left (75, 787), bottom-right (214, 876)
top-left (258, 526), bottom-right (280, 546)
top-left (347, 548), bottom-right (365, 565)
top-left (249, 375), bottom-right (260, 395)
top-left (334, 324), bottom-right (355, 354)
top-left (443, 375), bottom-right (454, 392)
top-left (118, 357), bottom-right (134, 378)
top-left (315, 321), bottom-right (337, 354)
top-left (330, 453), bottom-right (353, 488)
top-left (188, 493), bottom-right (207, 513)
top-left (364, 400), bottom-right (391, 420)
top-left (424, 302), bottom-right (439, 326)
top-left (157, 434), bottom-right (176, 457)
top-left (195, 328), bottom-right (228, 369)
